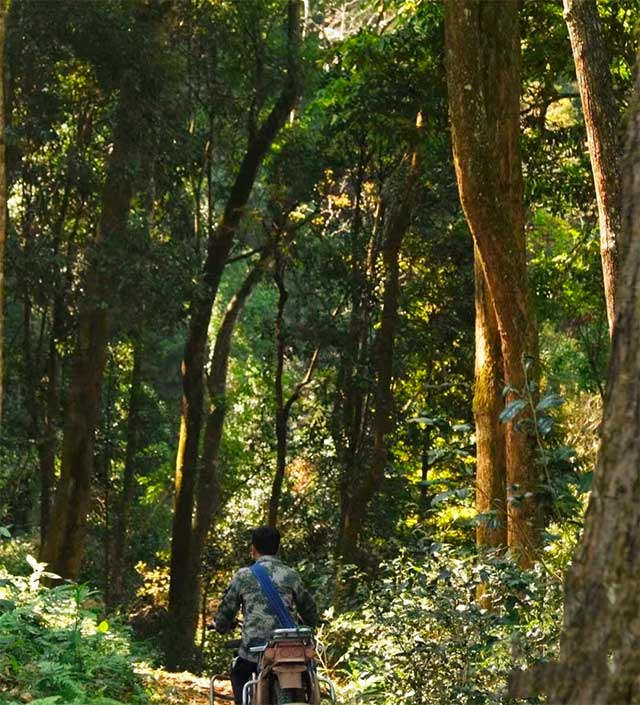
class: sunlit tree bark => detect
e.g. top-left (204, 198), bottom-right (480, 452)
top-left (445, 0), bottom-right (540, 564)
top-left (162, 257), bottom-right (268, 658)
top-left (473, 247), bottom-right (507, 548)
top-left (564, 0), bottom-right (621, 333)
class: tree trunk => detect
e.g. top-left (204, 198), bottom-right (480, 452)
top-left (333, 176), bottom-right (384, 564)
top-left (337, 151), bottom-right (418, 562)
top-left (39, 333), bottom-right (58, 545)
top-left (546, 60), bottom-right (640, 705)
top-left (473, 247), bottom-right (507, 548)
top-left (267, 263), bottom-right (321, 528)
top-left (445, 0), bottom-right (540, 565)
top-left (269, 267), bottom-right (289, 529)
top-left (39, 171), bottom-right (81, 545)
top-left (107, 338), bottom-right (144, 611)
top-left (40, 9), bottom-right (164, 578)
top-left (0, 0), bottom-right (9, 431)
top-left (166, 1), bottom-right (302, 670)
top-left (169, 260), bottom-right (267, 665)
top-left (419, 425), bottom-right (431, 518)
top-left (563, 0), bottom-right (621, 333)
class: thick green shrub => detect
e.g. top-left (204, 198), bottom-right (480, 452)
top-left (0, 550), bottom-right (148, 705)
top-left (323, 543), bottom-right (563, 705)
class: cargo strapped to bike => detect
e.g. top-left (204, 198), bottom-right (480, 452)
top-left (249, 562), bottom-right (297, 629)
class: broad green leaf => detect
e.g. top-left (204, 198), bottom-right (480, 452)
top-left (452, 423), bottom-right (472, 432)
top-left (536, 393), bottom-right (565, 412)
top-left (407, 416), bottom-right (437, 425)
top-left (537, 415), bottom-right (554, 437)
top-left (499, 398), bottom-right (528, 423)
top-left (97, 619), bottom-right (110, 633)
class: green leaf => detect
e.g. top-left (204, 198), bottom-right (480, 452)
top-left (499, 399), bottom-right (528, 423)
top-left (577, 471), bottom-right (593, 494)
top-left (537, 415), bottom-right (554, 437)
top-left (408, 416), bottom-right (437, 425)
top-left (0, 526), bottom-right (11, 538)
top-left (452, 423), bottom-right (472, 433)
top-left (97, 619), bottom-right (110, 633)
top-left (536, 393), bottom-right (565, 412)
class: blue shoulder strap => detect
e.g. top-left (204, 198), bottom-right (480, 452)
top-left (250, 562), bottom-right (297, 629)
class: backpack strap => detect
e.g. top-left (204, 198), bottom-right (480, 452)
top-left (250, 562), bottom-right (297, 629)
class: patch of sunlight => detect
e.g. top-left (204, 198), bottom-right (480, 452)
top-left (546, 98), bottom-right (579, 130)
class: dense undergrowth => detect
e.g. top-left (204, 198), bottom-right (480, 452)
top-left (0, 537), bottom-right (149, 705)
top-left (2, 529), bottom-right (573, 705)
top-left (321, 543), bottom-right (567, 705)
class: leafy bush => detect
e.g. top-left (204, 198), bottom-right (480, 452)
top-left (0, 530), bottom-right (37, 576)
top-left (0, 551), bottom-right (149, 705)
top-left (323, 542), bottom-right (563, 705)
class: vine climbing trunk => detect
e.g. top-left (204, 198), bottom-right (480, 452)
top-left (563, 0), bottom-right (622, 333)
top-left (445, 0), bottom-right (540, 565)
top-left (333, 168), bottom-right (373, 562)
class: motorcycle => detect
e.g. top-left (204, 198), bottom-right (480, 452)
top-left (210, 627), bottom-right (336, 705)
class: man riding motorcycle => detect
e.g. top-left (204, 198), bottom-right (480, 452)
top-left (213, 526), bottom-right (318, 704)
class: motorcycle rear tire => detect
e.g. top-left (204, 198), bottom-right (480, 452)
top-left (271, 680), bottom-right (304, 704)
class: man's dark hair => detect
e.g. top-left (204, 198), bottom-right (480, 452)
top-left (251, 526), bottom-right (280, 555)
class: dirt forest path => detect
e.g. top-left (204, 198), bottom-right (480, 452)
top-left (137, 664), bottom-right (233, 705)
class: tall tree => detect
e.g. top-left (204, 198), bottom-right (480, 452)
top-left (0, 0), bottom-right (8, 431)
top-left (40, 3), bottom-right (167, 579)
top-left (165, 258), bottom-right (269, 666)
top-left (107, 338), bottom-right (144, 610)
top-left (267, 254), bottom-right (321, 528)
top-left (166, 2), bottom-right (303, 668)
top-left (337, 147), bottom-right (420, 563)
top-left (563, 0), bottom-right (622, 333)
top-left (445, 0), bottom-right (540, 564)
top-left (546, 59), bottom-right (640, 705)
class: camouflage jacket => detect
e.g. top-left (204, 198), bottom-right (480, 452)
top-left (214, 555), bottom-right (318, 662)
